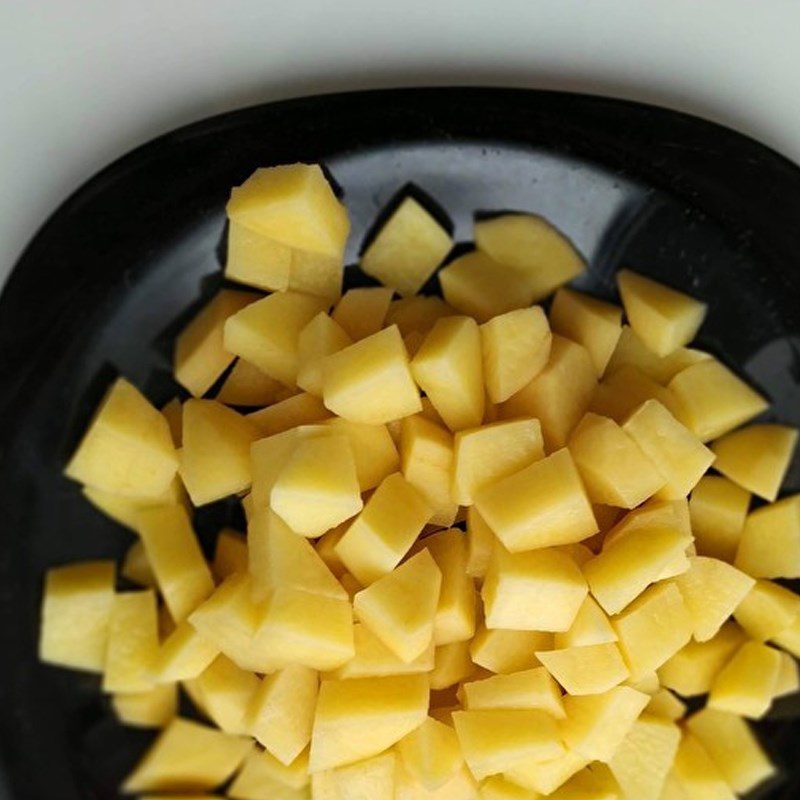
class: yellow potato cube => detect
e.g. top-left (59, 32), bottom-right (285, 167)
top-left (121, 540), bottom-right (156, 587)
top-left (228, 749), bottom-right (310, 799)
top-left (385, 294), bottom-right (454, 336)
top-left (604, 497), bottom-right (691, 545)
top-left (658, 771), bottom-right (689, 800)
top-left (622, 400), bottom-right (714, 499)
top-left (247, 392), bottom-right (331, 436)
top-left (154, 620), bottom-right (219, 682)
top-left (470, 626), bottom-right (552, 674)
top-left (332, 286), bottom-right (394, 341)
top-left (64, 377), bottom-right (178, 498)
top-left (353, 550), bottom-right (441, 663)
top-left (612, 582), bottom-right (693, 681)
top-left (136, 504), bottom-right (214, 621)
top-left (549, 764), bottom-right (621, 800)
top-left (247, 663), bottom-right (318, 765)
top-left (708, 641), bottom-right (782, 718)
top-left (187, 655), bottom-right (258, 735)
top-left (480, 307), bottom-right (552, 403)
top-left (123, 716), bottom-right (252, 793)
top-left (453, 709), bottom-right (563, 780)
top-left (775, 650), bottom-right (799, 697)
top-left (430, 640), bottom-right (475, 691)
top-left (616, 270), bottom-right (707, 357)
top-left (480, 775), bottom-right (539, 800)
top-left (225, 219), bottom-right (291, 292)
top-left (646, 689), bottom-right (686, 721)
top-left (773, 615), bottom-right (800, 657)
top-left (554, 595), bottom-right (617, 649)
top-left (550, 288), bottom-right (622, 376)
top-left (733, 579), bottom-right (800, 640)
top-left (590, 364), bottom-right (680, 423)
top-left (324, 417), bottom-right (399, 492)
top-left (735, 494), bottom-right (800, 578)
top-left (212, 528), bottom-right (248, 582)
top-left (689, 476), bottom-right (750, 562)
top-left (103, 590), bottom-right (159, 693)
top-left (398, 716), bottom-right (463, 790)
top-left (288, 247), bottom-right (344, 303)
top-left (310, 674), bottom-right (428, 771)
top-left (462, 667), bottom-right (564, 717)
top-left (499, 336), bottom-right (597, 451)
top-left (112, 683), bottom-right (177, 729)
top-left (537, 643), bottom-right (628, 695)
top-left (466, 507), bottom-right (495, 581)
top-left (672, 733), bottom-right (735, 800)
top-left (295, 312), bottom-right (353, 396)
top-left (327, 751), bottom-right (395, 800)
top-left (474, 213), bottom-right (585, 301)
top-left (503, 750), bottom-right (588, 795)
top-left (315, 525), bottom-right (348, 579)
top-left (217, 358), bottom-right (287, 407)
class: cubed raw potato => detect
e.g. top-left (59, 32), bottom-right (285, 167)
top-left (452, 418), bottom-right (544, 505)
top-left (452, 709), bottom-right (563, 780)
top-left (466, 507), bottom-right (495, 581)
top-left (672, 733), bottom-right (735, 800)
top-left (64, 377), bottom-right (178, 498)
top-left (321, 419), bottom-right (399, 492)
top-left (483, 545), bottom-right (587, 632)
top-left (669, 359), bottom-right (769, 441)
top-left (430, 640), bottom-right (475, 691)
top-left (398, 716), bottom-right (463, 790)
top-left (154, 620), bottom-right (219, 682)
top-left (608, 714), bottom-right (681, 800)
top-left (247, 392), bottom-right (331, 436)
top-left (622, 400), bottom-right (714, 500)
top-left (103, 589), bottom-right (159, 693)
top-left (550, 288), bottom-right (622, 376)
top-left (296, 312), bottom-right (352, 395)
top-left (604, 497), bottom-right (692, 546)
top-left (626, 671), bottom-right (661, 695)
top-left (686, 708), bottom-right (775, 794)
top-left (288, 248), bottom-right (344, 302)
top-left (735, 495), bottom-right (800, 578)
top-left (332, 287), bottom-right (394, 341)
top-left (673, 556), bottom-right (754, 641)
top-left (180, 399), bottom-right (260, 505)
top-left (470, 626), bottom-right (552, 674)
top-left (121, 540), bottom-right (155, 587)
top-left (711, 423), bottom-right (798, 501)
top-left (246, 663), bottom-right (318, 765)
top-left (474, 213), bottom-right (585, 301)
top-left (708, 641), bottom-right (782, 718)
top-left (335, 473), bottom-right (430, 585)
top-left (554, 596), bottom-right (617, 649)
top-left (225, 219), bottom-right (291, 291)
top-left (462, 667), bottom-right (564, 717)
top-left (136, 504), bottom-right (215, 622)
top-left (616, 270), bottom-right (707, 357)
top-left (39, 561), bottom-right (115, 672)
top-left (385, 295), bottom-right (455, 337)
top-left (123, 717), bottom-right (253, 793)
top-left (590, 365), bottom-right (680, 423)
top-left (475, 448), bottom-right (597, 552)
top-left (568, 413), bottom-right (665, 508)
top-left (775, 651), bottom-right (800, 697)
top-left (659, 771), bottom-right (689, 800)
top-left (396, 763), bottom-right (477, 800)
top-left (327, 751), bottom-right (396, 800)
top-left (323, 325), bottom-right (422, 424)
top-left (361, 196), bottom-right (452, 296)
top-left (315, 526), bottom-right (349, 579)
top-left (310, 674), bottom-right (429, 772)
top-left (773, 616), bottom-right (800, 658)
top-left (481, 775), bottom-right (539, 800)
top-left (227, 749), bottom-right (310, 799)
top-left (689, 476), bottom-right (750, 562)
top-left (157, 398), bottom-right (182, 449)
top-left (439, 251), bottom-right (532, 322)
top-left (212, 528), bottom-right (248, 582)
top-left (112, 683), bottom-right (178, 729)
top-left (537, 643), bottom-right (629, 695)
top-left (499, 336), bottom-right (597, 451)
top-left (504, 750), bottom-right (589, 795)
top-left (270, 433), bottom-right (363, 537)
top-left (480, 307), bottom-right (552, 403)
top-left (612, 582), bottom-right (693, 681)
top-left (560, 686), bottom-right (650, 762)
top-left (353, 550), bottom-right (441, 663)
top-left (175, 290), bottom-right (257, 397)
top-left (188, 655), bottom-right (258, 734)
top-left (646, 689), bottom-right (686, 721)
top-left (549, 764), bottom-right (621, 800)
top-left (733, 579), bottom-right (800, 640)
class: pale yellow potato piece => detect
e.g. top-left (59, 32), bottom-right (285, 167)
top-left (772, 615), bottom-right (800, 657)
top-left (295, 311), bottom-right (352, 396)
top-left (247, 391), bottom-right (331, 436)
top-left (120, 540), bottom-right (155, 587)
top-left (332, 286), bottom-right (394, 341)
top-left (503, 750), bottom-right (588, 795)
top-left (708, 641), bottom-right (782, 718)
top-left (83, 476), bottom-right (187, 531)
top-left (314, 525), bottom-right (348, 579)
top-left (112, 683), bottom-right (177, 729)
top-left (327, 751), bottom-right (396, 800)
top-left (225, 219), bottom-right (291, 291)
top-left (465, 507), bottom-right (495, 581)
top-left (430, 640), bottom-right (475, 691)
top-left (712, 423), bottom-right (798, 501)
top-left (324, 417), bottom-right (400, 491)
top-left (64, 377), bottom-right (178, 499)
top-left (154, 619), bottom-right (219, 683)
top-left (604, 497), bottom-right (692, 546)
top-left (554, 595), bottom-right (617, 649)
top-left (461, 667), bottom-right (564, 717)
top-left (481, 775), bottom-right (538, 800)
top-left (480, 307), bottom-right (552, 403)
top-left (212, 528), bottom-right (248, 582)
top-left (398, 716), bottom-right (463, 790)
top-left (646, 689), bottom-right (686, 721)
top-left (103, 589), bottom-right (159, 693)
top-left (159, 399), bottom-right (182, 449)
top-left (733, 578), bottom-right (800, 640)
top-left (537, 643), bottom-right (628, 696)
top-left (385, 295), bottom-right (455, 337)
top-left (672, 733), bottom-right (735, 800)
top-left (474, 213), bottom-right (585, 301)
top-left (228, 749), bottom-right (310, 799)
top-left (617, 269), bottom-right (707, 357)
top-left (470, 626), bottom-right (552, 675)
top-left (775, 650), bottom-right (799, 697)
top-left (289, 247), bottom-right (344, 302)
top-left (187, 655), bottom-right (258, 735)
top-left (590, 364), bottom-right (681, 423)
top-left (689, 476), bottom-right (750, 562)
top-left (395, 763), bottom-right (477, 800)
top-left (735, 494), bottom-right (800, 578)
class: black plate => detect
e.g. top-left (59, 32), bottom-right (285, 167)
top-left (1, 88), bottom-right (800, 800)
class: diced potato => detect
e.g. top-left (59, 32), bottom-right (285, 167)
top-left (461, 667), bottom-right (564, 717)
top-left (227, 749), bottom-right (310, 799)
top-left (296, 312), bottom-right (352, 396)
top-left (332, 287), bottom-right (394, 341)
top-left (708, 641), bottom-right (782, 718)
top-left (480, 307), bottom-right (552, 403)
top-left (465, 507), bottom-right (495, 581)
top-left (217, 358), bottom-right (287, 407)
top-left (475, 448), bottom-right (597, 553)
top-left (775, 651), bottom-right (800, 697)
top-left (439, 251), bottom-right (532, 322)
top-left (122, 540), bottom-right (156, 587)
top-left (735, 495), bottom-right (800, 578)
top-left (159, 399), bottom-right (182, 449)
top-left (123, 717), bottom-right (252, 793)
top-left (622, 400), bottom-right (714, 500)
top-left (659, 771), bottom-right (689, 800)
top-left (136, 504), bottom-right (214, 621)
top-left (64, 377), bottom-right (178, 498)
top-left (612, 582), bottom-right (693, 681)
top-left (626, 671), bottom-right (661, 695)
top-left (452, 709), bottom-right (563, 780)
top-left (188, 655), bottom-right (258, 734)
top-left (353, 550), bottom-right (441, 663)
top-left (386, 295), bottom-right (454, 337)
top-left (452, 419), bottom-right (544, 506)
top-left (503, 750), bottom-right (588, 795)
top-left (480, 775), bottom-right (538, 800)
top-left (568, 413), bottom-right (665, 508)
top-left (83, 475), bottom-right (187, 531)
top-left (247, 392), bottom-right (331, 436)
top-left (646, 689), bottom-right (686, 721)
top-left (554, 595), bottom-right (617, 649)
top-left (112, 683), bottom-right (177, 729)
top-left (616, 270), bottom-right (707, 357)
top-left (537, 643), bottom-right (628, 696)
top-left (669, 359), bottom-right (768, 441)
top-left (39, 561), bottom-right (115, 672)
top-left (733, 579), bottom-right (800, 640)
top-left (323, 324), bottom-right (422, 424)
top-left (499, 336), bottom-right (597, 451)
top-left (689, 476), bottom-right (750, 562)
top-left (672, 733), bottom-right (735, 800)
top-left (474, 213), bottom-right (585, 301)
top-left (673, 556), bottom-right (754, 641)
top-left (309, 674), bottom-right (429, 772)
top-left (590, 365), bottom-right (680, 423)
top-left (773, 616), bottom-right (800, 658)
top-left (154, 620), bottom-right (219, 682)
top-left (212, 528), bottom-right (248, 582)
top-left (180, 399), bottom-right (260, 505)
top-left (327, 751), bottom-right (396, 800)
top-left (470, 626), bottom-right (551, 675)
top-left (398, 716), bottom-right (463, 790)
top-left (103, 590), bottom-right (159, 693)
top-left (430, 640), bottom-right (475, 691)
top-left (288, 248), bottom-right (344, 302)
top-left (246, 663), bottom-right (318, 765)
top-left (604, 497), bottom-right (691, 546)
top-left (225, 219), bottom-right (291, 291)
top-left (315, 526), bottom-right (349, 579)
top-left (550, 288), bottom-right (622, 376)
top-left (549, 764), bottom-right (621, 800)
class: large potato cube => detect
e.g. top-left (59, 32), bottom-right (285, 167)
top-left (225, 219), bottom-right (291, 292)
top-left (154, 620), bottom-right (219, 682)
top-left (288, 248), bottom-right (343, 302)
top-left (672, 733), bottom-right (735, 800)
top-left (103, 589), bottom-right (159, 693)
top-left (590, 365), bottom-right (680, 423)
top-left (187, 655), bottom-right (258, 735)
top-left (470, 626), bottom-right (552, 674)
top-left (112, 683), bottom-right (177, 729)
top-left (332, 287), bottom-right (394, 342)
top-left (689, 476), bottom-right (750, 562)
top-left (296, 312), bottom-right (352, 396)
top-left (466, 507), bottom-right (495, 581)
top-left (398, 716), bottom-right (463, 790)
top-left (707, 641), bottom-right (781, 718)
top-left (554, 595), bottom-right (617, 649)
top-left (735, 495), bottom-right (800, 578)
top-left (247, 392), bottom-right (331, 437)
top-left (121, 540), bottom-right (156, 587)
top-left (733, 579), bottom-right (800, 640)
top-left (462, 667), bottom-right (564, 718)
top-left (430, 640), bottom-right (475, 691)
top-left (324, 418), bottom-right (399, 491)
top-left (82, 475), bottom-right (185, 532)
top-left (537, 643), bottom-right (629, 695)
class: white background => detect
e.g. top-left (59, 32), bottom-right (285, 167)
top-left (2, 0), bottom-right (800, 287)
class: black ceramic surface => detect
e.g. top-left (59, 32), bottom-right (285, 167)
top-left (1, 88), bottom-right (799, 800)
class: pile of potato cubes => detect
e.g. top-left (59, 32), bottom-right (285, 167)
top-left (39, 162), bottom-right (800, 800)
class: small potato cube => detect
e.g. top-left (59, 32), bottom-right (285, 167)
top-left (112, 683), bottom-right (177, 729)
top-left (122, 540), bottom-right (156, 587)
top-left (622, 400), bottom-right (714, 500)
top-left (324, 418), bottom-right (399, 491)
top-left (361, 196), bottom-right (453, 296)
top-left (776, 651), bottom-right (800, 697)
top-left (537, 643), bottom-right (628, 696)
top-left (554, 595), bottom-right (617, 649)
top-left (475, 448), bottom-right (597, 553)
top-left (332, 287), bottom-right (394, 342)
top-left (398, 716), bottom-right (463, 790)
top-left (227, 749), bottom-right (310, 798)
top-left (462, 667), bottom-right (564, 717)
top-left (689, 476), bottom-right (750, 562)
top-left (712, 423), bottom-right (799, 501)
top-left (672, 733), bottom-right (735, 800)
top-left (773, 616), bottom-right (800, 657)
top-left (669, 359), bottom-right (768, 442)
top-left (212, 528), bottom-right (248, 582)
top-left (474, 213), bottom-right (585, 301)
top-left (288, 248), bottom-right (343, 302)
top-left (646, 689), bottom-right (686, 721)
top-left (216, 355), bottom-right (289, 407)
top-left (64, 377), bottom-right (178, 499)
top-left (550, 288), bottom-right (622, 375)
top-left (733, 579), bottom-right (800, 640)
top-left (605, 497), bottom-right (691, 545)
top-left (154, 620), bottom-right (219, 682)
top-left (480, 307), bottom-right (552, 403)
top-left (466, 507), bottom-right (495, 581)
top-left (247, 392), bottom-right (331, 437)
top-left (616, 269), bottom-right (707, 357)
top-left (385, 295), bottom-right (455, 337)
top-left (82, 475), bottom-right (186, 531)
top-left (327, 752), bottom-right (395, 800)
top-left (708, 641), bottom-right (782, 718)
top-left (735, 495), bottom-right (800, 578)
top-left (225, 219), bottom-right (291, 291)
top-left (188, 655), bottom-right (258, 735)
top-left (470, 626), bottom-right (552, 675)
top-left (430, 640), bottom-right (474, 691)
top-left (296, 312), bottom-right (352, 396)
top-left (590, 365), bottom-right (680, 423)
